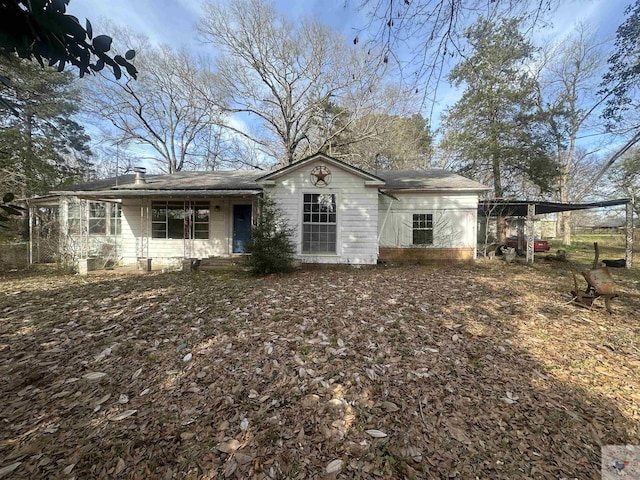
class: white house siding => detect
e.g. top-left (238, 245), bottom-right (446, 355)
top-left (119, 197), bottom-right (254, 267)
top-left (378, 192), bottom-right (478, 257)
top-left (263, 159), bottom-right (379, 264)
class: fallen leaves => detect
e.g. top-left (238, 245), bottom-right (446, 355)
top-left (114, 457), bottom-right (125, 475)
top-left (0, 264), bottom-right (638, 478)
top-left (325, 459), bottom-right (343, 473)
top-left (501, 391), bottom-right (519, 405)
top-left (108, 410), bottom-right (137, 421)
top-left (365, 429), bottom-right (388, 438)
top-left (216, 439), bottom-right (240, 454)
top-left (0, 462), bottom-right (21, 478)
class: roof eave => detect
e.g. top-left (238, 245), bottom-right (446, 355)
top-left (50, 189), bottom-right (263, 197)
top-left (382, 187), bottom-right (490, 194)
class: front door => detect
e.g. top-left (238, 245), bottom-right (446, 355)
top-left (232, 204), bottom-right (252, 253)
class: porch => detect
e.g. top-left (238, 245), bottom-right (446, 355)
top-left (27, 193), bottom-right (259, 271)
top-left (120, 195), bottom-right (257, 268)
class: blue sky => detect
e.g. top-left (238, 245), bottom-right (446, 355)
top-left (67, 0), bottom-right (366, 48)
top-left (67, 0), bottom-right (628, 80)
top-left (66, 0), bottom-right (630, 165)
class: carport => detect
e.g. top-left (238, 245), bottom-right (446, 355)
top-left (478, 199), bottom-right (634, 268)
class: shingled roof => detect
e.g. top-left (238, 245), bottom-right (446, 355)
top-left (373, 169), bottom-right (488, 192)
top-left (53, 170), bottom-right (264, 195)
top-left (51, 166), bottom-right (486, 196)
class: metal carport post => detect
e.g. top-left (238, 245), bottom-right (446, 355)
top-left (526, 203), bottom-right (535, 264)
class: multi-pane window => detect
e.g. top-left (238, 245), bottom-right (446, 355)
top-left (67, 200), bottom-right (81, 235)
top-left (412, 213), bottom-right (433, 245)
top-left (152, 202), bottom-right (184, 239)
top-left (192, 204), bottom-right (210, 239)
top-left (67, 200), bottom-right (121, 236)
top-left (110, 204), bottom-right (122, 235)
top-left (89, 202), bottom-right (107, 235)
top-left (152, 203), bottom-right (169, 238)
top-left (302, 193), bottom-right (336, 253)
top-left (152, 201), bottom-right (210, 240)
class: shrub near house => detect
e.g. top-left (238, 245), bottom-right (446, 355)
top-left (243, 195), bottom-right (296, 274)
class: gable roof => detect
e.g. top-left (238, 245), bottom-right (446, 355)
top-left (45, 158), bottom-right (487, 198)
top-left (374, 169), bottom-right (489, 192)
top-left (256, 153), bottom-right (385, 184)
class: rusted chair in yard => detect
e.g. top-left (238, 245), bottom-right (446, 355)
top-left (571, 267), bottom-right (618, 313)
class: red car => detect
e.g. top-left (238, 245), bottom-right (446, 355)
top-left (503, 236), bottom-right (551, 253)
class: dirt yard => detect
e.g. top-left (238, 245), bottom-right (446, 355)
top-left (1, 261), bottom-right (639, 479)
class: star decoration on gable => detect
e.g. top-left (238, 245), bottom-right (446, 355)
top-left (310, 165), bottom-right (332, 187)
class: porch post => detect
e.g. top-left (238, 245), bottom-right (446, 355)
top-left (81, 199), bottom-right (87, 259)
top-left (526, 203), bottom-right (535, 264)
top-left (146, 200), bottom-right (150, 259)
top-left (28, 205), bottom-right (34, 265)
top-left (626, 198), bottom-right (634, 269)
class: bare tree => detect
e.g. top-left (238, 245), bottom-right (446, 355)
top-left (353, 0), bottom-right (559, 110)
top-left (84, 27), bottom-right (230, 173)
top-left (535, 24), bottom-right (610, 245)
top-left (333, 112), bottom-right (433, 169)
top-left (198, 0), bottom-right (394, 166)
top-left (607, 147), bottom-right (640, 217)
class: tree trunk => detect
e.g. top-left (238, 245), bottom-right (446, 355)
top-left (557, 145), bottom-right (573, 246)
top-left (492, 149), bottom-right (507, 243)
top-left (561, 211), bottom-right (572, 245)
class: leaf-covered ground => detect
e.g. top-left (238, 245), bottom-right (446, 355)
top-left (0, 262), bottom-right (639, 479)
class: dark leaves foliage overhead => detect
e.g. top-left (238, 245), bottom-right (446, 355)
top-left (0, 0), bottom-right (137, 80)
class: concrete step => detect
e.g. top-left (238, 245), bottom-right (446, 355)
top-left (197, 257), bottom-right (242, 270)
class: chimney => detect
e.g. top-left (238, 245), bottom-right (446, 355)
top-left (133, 166), bottom-right (146, 185)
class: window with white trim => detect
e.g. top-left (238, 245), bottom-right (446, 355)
top-left (151, 201), bottom-right (210, 239)
top-left (302, 193), bottom-right (336, 253)
top-left (192, 204), bottom-right (210, 239)
top-left (110, 204), bottom-right (122, 235)
top-left (412, 213), bottom-right (433, 245)
top-left (88, 202), bottom-right (107, 235)
top-left (66, 200), bottom-right (122, 236)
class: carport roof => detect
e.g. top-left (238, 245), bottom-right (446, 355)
top-left (478, 199), bottom-right (631, 217)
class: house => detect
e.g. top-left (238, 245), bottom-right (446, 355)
top-left (28, 153), bottom-right (488, 269)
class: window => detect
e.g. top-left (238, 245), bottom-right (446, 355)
top-left (412, 213), bottom-right (433, 245)
top-left (192, 204), bottom-right (210, 239)
top-left (152, 201), bottom-right (210, 239)
top-left (302, 193), bottom-right (336, 253)
top-left (110, 204), bottom-right (122, 235)
top-left (67, 200), bottom-right (81, 235)
top-left (152, 203), bottom-right (168, 238)
top-left (66, 201), bottom-right (122, 236)
top-left (88, 202), bottom-right (107, 234)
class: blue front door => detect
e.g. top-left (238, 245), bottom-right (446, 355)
top-left (232, 204), bottom-right (252, 253)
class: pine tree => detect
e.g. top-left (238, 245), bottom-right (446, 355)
top-left (243, 195), bottom-right (296, 274)
top-left (441, 17), bottom-right (557, 199)
top-left (0, 55), bottom-right (92, 197)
